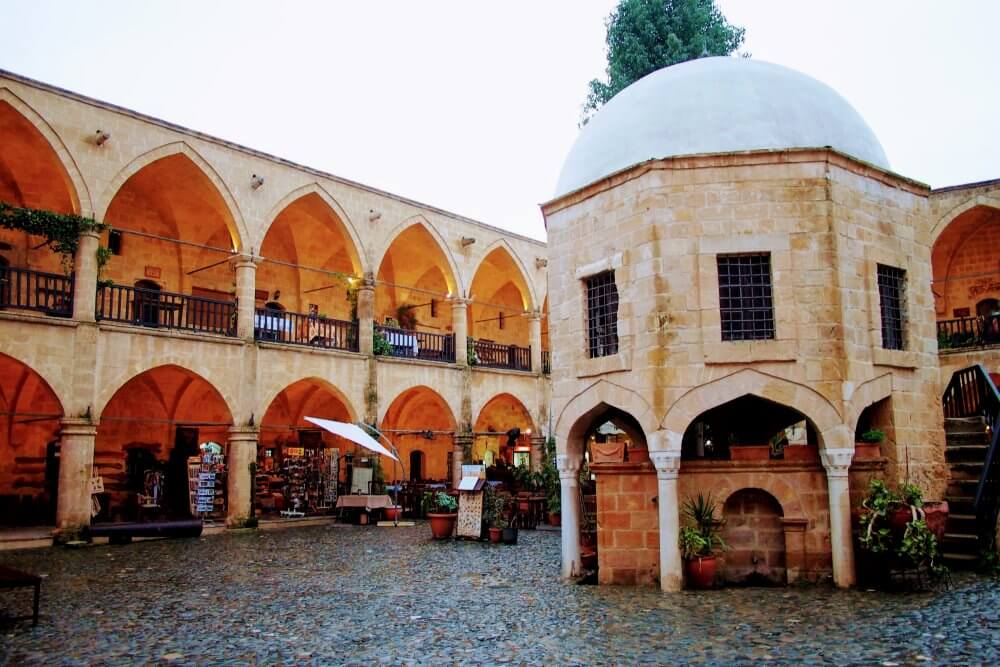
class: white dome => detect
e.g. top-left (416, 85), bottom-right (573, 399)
top-left (555, 57), bottom-right (889, 197)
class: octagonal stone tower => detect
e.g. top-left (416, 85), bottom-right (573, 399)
top-left (542, 58), bottom-right (946, 591)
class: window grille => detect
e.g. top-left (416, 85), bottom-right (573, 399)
top-left (717, 253), bottom-right (775, 341)
top-left (585, 271), bottom-right (619, 358)
top-left (877, 264), bottom-right (906, 350)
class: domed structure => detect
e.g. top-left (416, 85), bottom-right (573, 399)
top-left (555, 57), bottom-right (889, 197)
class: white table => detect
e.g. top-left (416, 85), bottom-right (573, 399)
top-left (384, 330), bottom-right (418, 355)
top-left (254, 313), bottom-right (294, 333)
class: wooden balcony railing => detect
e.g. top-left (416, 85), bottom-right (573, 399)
top-left (0, 266), bottom-right (73, 317)
top-left (97, 284), bottom-right (236, 336)
top-left (472, 339), bottom-right (531, 372)
top-left (375, 325), bottom-right (455, 363)
top-left (938, 314), bottom-right (1000, 350)
top-left (254, 308), bottom-right (358, 352)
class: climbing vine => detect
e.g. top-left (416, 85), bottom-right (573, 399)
top-left (0, 202), bottom-right (106, 257)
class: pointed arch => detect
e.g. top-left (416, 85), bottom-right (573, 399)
top-left (379, 385), bottom-right (458, 431)
top-left (0, 87), bottom-right (92, 217)
top-left (260, 183), bottom-right (367, 275)
top-left (257, 376), bottom-right (358, 425)
top-left (96, 360), bottom-right (237, 420)
top-left (468, 239), bottom-right (537, 311)
top-left (930, 194), bottom-right (1000, 246)
top-left (660, 369), bottom-right (842, 452)
top-left (474, 393), bottom-right (537, 434)
top-left (376, 215), bottom-right (462, 296)
top-left (555, 379), bottom-right (657, 458)
top-left (97, 141), bottom-right (247, 250)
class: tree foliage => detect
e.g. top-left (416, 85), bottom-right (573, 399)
top-left (582, 0), bottom-right (746, 124)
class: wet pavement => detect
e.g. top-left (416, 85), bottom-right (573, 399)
top-left (1, 523), bottom-right (999, 666)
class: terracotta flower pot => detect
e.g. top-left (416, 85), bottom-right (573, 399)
top-left (627, 447), bottom-right (650, 463)
top-left (730, 446), bottom-right (771, 462)
top-left (383, 506), bottom-right (402, 522)
top-left (548, 512), bottom-right (561, 527)
top-left (853, 442), bottom-right (882, 460)
top-left (889, 501), bottom-right (949, 541)
top-left (427, 512), bottom-right (457, 539)
top-left (488, 526), bottom-right (502, 543)
top-left (685, 556), bottom-right (718, 589)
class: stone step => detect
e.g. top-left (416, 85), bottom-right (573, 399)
top-left (946, 463), bottom-right (985, 481)
top-left (944, 496), bottom-right (975, 514)
top-left (941, 551), bottom-right (979, 568)
top-left (945, 416), bottom-right (987, 429)
top-left (942, 532), bottom-right (979, 544)
top-left (945, 445), bottom-right (989, 463)
top-left (945, 431), bottom-right (991, 446)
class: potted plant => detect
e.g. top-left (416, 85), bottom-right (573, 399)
top-left (422, 491), bottom-right (458, 539)
top-left (483, 485), bottom-right (505, 543)
top-left (855, 428), bottom-right (885, 459)
top-left (546, 494), bottom-right (561, 527)
top-left (857, 480), bottom-right (949, 584)
top-left (680, 493), bottom-right (727, 589)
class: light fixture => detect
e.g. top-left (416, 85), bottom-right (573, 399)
top-left (250, 174), bottom-right (265, 190)
top-left (272, 289), bottom-right (281, 300)
top-left (460, 236), bottom-right (476, 247)
top-left (368, 209), bottom-right (382, 222)
top-left (94, 130), bottom-right (110, 146)
top-left (535, 258), bottom-right (548, 269)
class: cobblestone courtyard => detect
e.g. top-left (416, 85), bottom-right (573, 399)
top-left (1, 524), bottom-right (999, 665)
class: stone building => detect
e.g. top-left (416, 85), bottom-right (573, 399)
top-left (543, 58), bottom-right (1000, 590)
top-left (0, 69), bottom-right (550, 536)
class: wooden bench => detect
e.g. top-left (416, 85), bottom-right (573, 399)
top-left (0, 565), bottom-right (41, 626)
top-left (86, 519), bottom-right (203, 545)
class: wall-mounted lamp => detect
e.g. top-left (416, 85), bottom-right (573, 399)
top-left (272, 289), bottom-right (281, 300)
top-left (94, 130), bottom-right (111, 146)
top-left (460, 236), bottom-right (476, 247)
top-left (250, 174), bottom-right (265, 190)
top-left (535, 257), bottom-right (548, 269)
top-left (369, 209), bottom-right (382, 223)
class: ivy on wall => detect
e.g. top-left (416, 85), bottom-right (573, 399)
top-left (0, 202), bottom-right (109, 275)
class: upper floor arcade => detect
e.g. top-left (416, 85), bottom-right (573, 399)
top-left (0, 69), bottom-right (550, 375)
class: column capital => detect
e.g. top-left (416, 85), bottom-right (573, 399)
top-left (228, 252), bottom-right (261, 269)
top-left (556, 454), bottom-right (580, 480)
top-left (450, 296), bottom-right (470, 309)
top-left (80, 229), bottom-right (102, 240)
top-left (527, 309), bottom-right (542, 322)
top-left (228, 426), bottom-right (259, 442)
top-left (820, 447), bottom-right (854, 477)
top-left (60, 417), bottom-right (97, 437)
top-left (650, 450), bottom-right (681, 480)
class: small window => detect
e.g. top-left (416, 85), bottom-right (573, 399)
top-left (717, 253), bottom-right (775, 341)
top-left (877, 264), bottom-right (906, 350)
top-left (585, 271), bottom-right (619, 358)
top-left (498, 312), bottom-right (505, 330)
top-left (108, 229), bottom-right (123, 255)
top-left (430, 299), bottom-right (437, 318)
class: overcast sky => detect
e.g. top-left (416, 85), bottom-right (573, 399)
top-left (1, 1), bottom-right (997, 241)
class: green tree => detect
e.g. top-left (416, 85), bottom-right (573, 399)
top-left (582, 0), bottom-right (746, 124)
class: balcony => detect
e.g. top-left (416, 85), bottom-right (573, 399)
top-left (254, 307), bottom-right (358, 352)
top-left (96, 283), bottom-right (236, 336)
top-left (375, 324), bottom-right (455, 364)
top-left (938, 314), bottom-right (1000, 350)
top-left (471, 338), bottom-right (531, 372)
top-left (0, 266), bottom-right (73, 317)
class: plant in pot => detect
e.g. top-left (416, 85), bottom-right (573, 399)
top-left (422, 490), bottom-right (458, 539)
top-left (680, 493), bottom-right (727, 589)
top-left (855, 428), bottom-right (885, 460)
top-left (546, 494), bottom-right (561, 527)
top-left (483, 485), bottom-right (505, 543)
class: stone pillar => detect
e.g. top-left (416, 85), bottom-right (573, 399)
top-left (230, 254), bottom-right (260, 340)
top-left (56, 418), bottom-right (96, 537)
top-left (454, 433), bottom-right (473, 488)
top-left (358, 275), bottom-right (375, 356)
top-left (821, 446), bottom-right (856, 588)
top-left (528, 310), bottom-right (542, 374)
top-left (530, 435), bottom-right (545, 472)
top-left (557, 454), bottom-right (582, 578)
top-left (650, 448), bottom-right (683, 592)
top-left (226, 427), bottom-right (259, 527)
top-left (72, 230), bottom-right (101, 322)
top-left (451, 298), bottom-right (468, 366)
top-left (781, 518), bottom-right (809, 584)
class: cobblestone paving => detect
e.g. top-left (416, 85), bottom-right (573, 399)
top-left (2, 524), bottom-right (999, 666)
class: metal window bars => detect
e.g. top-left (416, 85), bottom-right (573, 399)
top-left (585, 271), bottom-right (619, 358)
top-left (877, 264), bottom-right (906, 351)
top-left (717, 253), bottom-right (775, 341)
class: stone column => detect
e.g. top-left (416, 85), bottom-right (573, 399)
top-left (72, 230), bottom-right (101, 322)
top-left (357, 275), bottom-right (375, 356)
top-left (528, 310), bottom-right (542, 374)
top-left (230, 254), bottom-right (260, 340)
top-left (56, 418), bottom-right (96, 538)
top-left (226, 427), bottom-right (259, 527)
top-left (451, 298), bottom-right (469, 366)
top-left (557, 454), bottom-right (582, 578)
top-left (454, 433), bottom-right (473, 488)
top-left (650, 448), bottom-right (683, 592)
top-left (530, 435), bottom-right (545, 472)
top-left (821, 446), bottom-right (856, 588)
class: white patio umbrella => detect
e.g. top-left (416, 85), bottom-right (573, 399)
top-left (304, 417), bottom-right (406, 525)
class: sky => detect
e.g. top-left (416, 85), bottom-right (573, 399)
top-left (1, 1), bottom-right (997, 242)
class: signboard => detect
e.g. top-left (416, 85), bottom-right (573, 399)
top-left (458, 464), bottom-right (485, 491)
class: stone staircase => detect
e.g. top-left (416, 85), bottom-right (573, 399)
top-left (942, 416), bottom-right (990, 566)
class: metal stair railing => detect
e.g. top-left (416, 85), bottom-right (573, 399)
top-left (943, 364), bottom-right (1000, 547)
